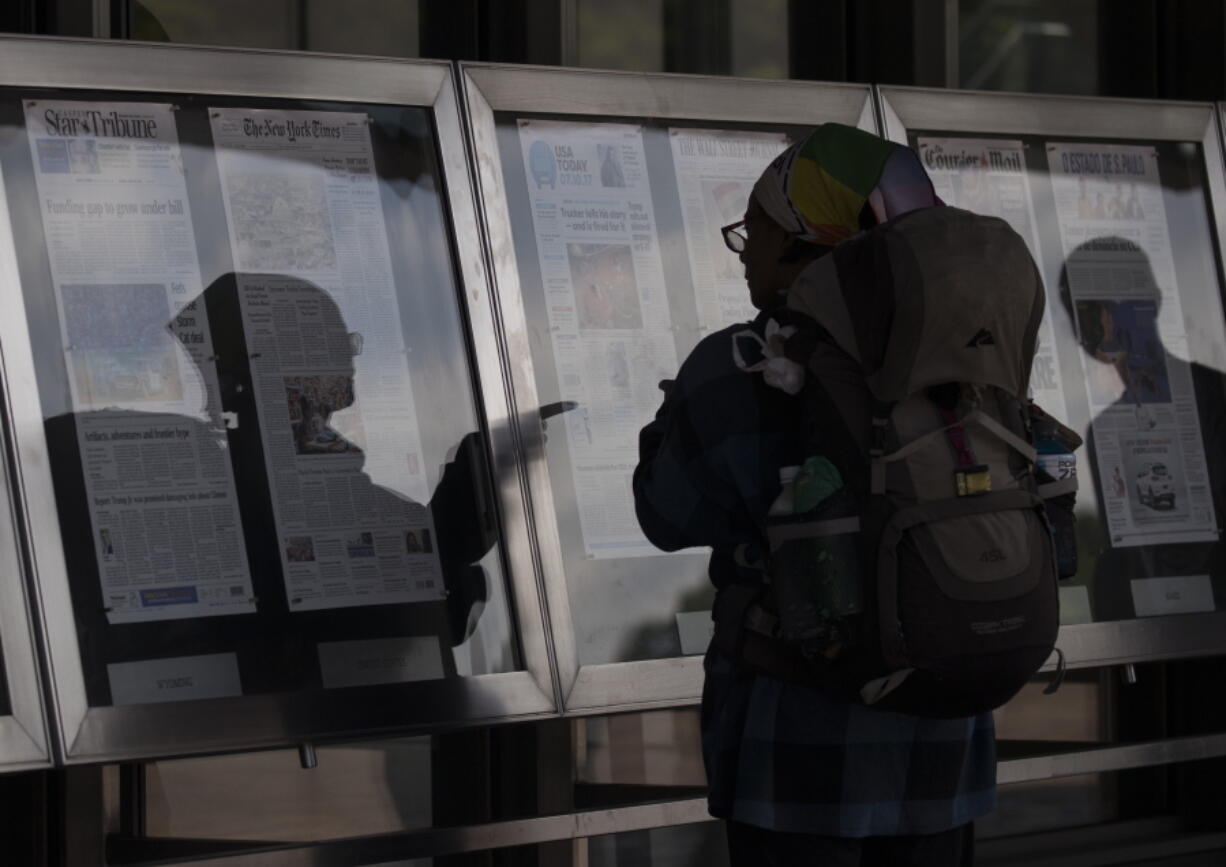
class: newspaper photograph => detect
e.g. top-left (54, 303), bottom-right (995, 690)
top-left (668, 128), bottom-right (790, 331)
top-left (518, 119), bottom-right (679, 558)
top-left (918, 137), bottom-right (1068, 416)
top-left (25, 99), bottom-right (255, 624)
top-left (1048, 142), bottom-right (1218, 547)
top-left (211, 108), bottom-right (444, 610)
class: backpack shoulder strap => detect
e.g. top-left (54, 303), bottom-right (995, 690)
top-left (773, 312), bottom-right (875, 497)
top-left (869, 399), bottom-right (894, 496)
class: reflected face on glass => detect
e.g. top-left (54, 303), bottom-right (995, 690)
top-left (1098, 304), bottom-right (1117, 343)
top-left (289, 291), bottom-right (359, 443)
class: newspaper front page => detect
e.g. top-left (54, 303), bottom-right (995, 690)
top-left (667, 128), bottom-right (790, 332)
top-left (24, 99), bottom-right (255, 624)
top-left (917, 137), bottom-right (1069, 415)
top-left (211, 107), bottom-right (444, 610)
top-left (517, 119), bottom-right (679, 558)
top-left (1048, 142), bottom-right (1218, 547)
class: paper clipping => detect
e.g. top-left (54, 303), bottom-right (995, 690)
top-left (675, 610), bottom-right (715, 656)
top-left (25, 99), bottom-right (255, 624)
top-left (518, 119), bottom-right (679, 558)
top-left (668, 128), bottom-right (790, 331)
top-left (1048, 142), bottom-right (1218, 547)
top-left (108, 653), bottom-right (243, 706)
top-left (1130, 575), bottom-right (1214, 617)
top-left (918, 137), bottom-right (1068, 416)
top-left (211, 107), bottom-right (444, 610)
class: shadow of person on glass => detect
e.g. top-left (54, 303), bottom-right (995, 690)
top-left (1057, 237), bottom-right (1226, 622)
top-left (1059, 235), bottom-right (1226, 828)
top-left (1062, 237), bottom-right (1226, 832)
top-left (43, 279), bottom-right (264, 706)
top-left (44, 274), bottom-right (498, 705)
top-left (201, 275), bottom-right (496, 661)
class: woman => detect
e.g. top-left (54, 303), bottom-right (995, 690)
top-left (634, 123), bottom-right (992, 867)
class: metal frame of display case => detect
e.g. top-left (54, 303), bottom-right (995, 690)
top-left (0, 245), bottom-right (52, 771)
top-left (877, 84), bottom-right (1226, 676)
top-left (459, 62), bottom-right (877, 715)
top-left (0, 36), bottom-right (559, 764)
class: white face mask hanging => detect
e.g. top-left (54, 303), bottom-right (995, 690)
top-left (731, 318), bottom-right (805, 395)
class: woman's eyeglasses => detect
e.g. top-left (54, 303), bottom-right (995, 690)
top-left (721, 219), bottom-right (747, 254)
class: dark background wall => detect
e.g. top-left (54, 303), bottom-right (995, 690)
top-left (5, 0), bottom-right (1226, 100)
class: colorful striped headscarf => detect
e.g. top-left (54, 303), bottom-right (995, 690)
top-left (752, 123), bottom-right (941, 246)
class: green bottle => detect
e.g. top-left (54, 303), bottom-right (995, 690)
top-left (768, 457), bottom-right (863, 658)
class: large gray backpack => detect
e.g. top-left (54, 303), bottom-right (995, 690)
top-left (715, 206), bottom-right (1071, 718)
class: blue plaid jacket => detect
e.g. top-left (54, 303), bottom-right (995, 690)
top-left (633, 312), bottom-right (997, 837)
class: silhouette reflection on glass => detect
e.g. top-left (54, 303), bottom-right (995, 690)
top-left (45, 274), bottom-right (498, 703)
top-left (1058, 237), bottom-right (1226, 621)
top-left (205, 274), bottom-right (495, 646)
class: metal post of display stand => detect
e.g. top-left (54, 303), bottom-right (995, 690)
top-left (55, 765), bottom-right (108, 866)
top-left (296, 744), bottom-right (317, 771)
top-left (1113, 661), bottom-right (1171, 829)
top-left (528, 718), bottom-right (577, 867)
top-left (429, 718), bottom-right (577, 866)
top-left (0, 768), bottom-right (50, 865)
top-left (1171, 654), bottom-right (1226, 833)
top-left (117, 763), bottom-right (145, 839)
top-left (433, 728), bottom-right (494, 867)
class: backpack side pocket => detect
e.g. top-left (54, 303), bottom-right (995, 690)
top-left (875, 490), bottom-right (1058, 714)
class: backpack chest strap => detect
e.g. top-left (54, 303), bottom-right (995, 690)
top-left (937, 406), bottom-right (991, 497)
top-left (869, 407), bottom-right (1038, 496)
top-left (936, 406), bottom-right (979, 468)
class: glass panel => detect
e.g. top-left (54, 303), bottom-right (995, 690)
top-left (130, 0), bottom-right (420, 56)
top-left (144, 723), bottom-right (566, 855)
top-left (578, 0), bottom-right (787, 79)
top-left (979, 773), bottom-right (1117, 838)
top-left (0, 90), bottom-right (517, 709)
top-left (496, 115), bottom-right (813, 664)
top-left (730, 0), bottom-right (788, 80)
top-left (586, 822), bottom-right (727, 866)
top-left (146, 736), bottom-right (432, 841)
top-left (578, 710), bottom-right (705, 791)
top-left (910, 130), bottom-right (1226, 623)
top-left (577, 0), bottom-right (666, 72)
top-left (958, 0), bottom-right (1098, 94)
top-left (994, 670), bottom-right (1109, 745)
top-left (571, 670), bottom-right (1155, 827)
top-left (574, 777), bottom-right (1132, 863)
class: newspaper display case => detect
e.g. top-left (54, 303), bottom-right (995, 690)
top-left (0, 390), bottom-right (52, 772)
top-left (460, 62), bottom-right (876, 714)
top-left (877, 86), bottom-right (1226, 668)
top-left (870, 86), bottom-right (1226, 797)
top-left (0, 36), bottom-right (558, 764)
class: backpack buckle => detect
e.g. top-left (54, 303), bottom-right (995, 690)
top-left (955, 464), bottom-right (992, 496)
